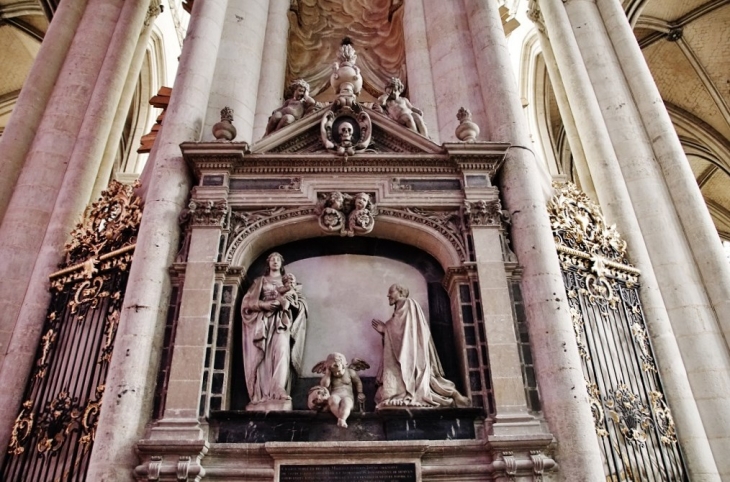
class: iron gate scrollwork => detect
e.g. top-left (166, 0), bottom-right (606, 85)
top-left (548, 183), bottom-right (686, 481)
top-left (2, 181), bottom-right (141, 481)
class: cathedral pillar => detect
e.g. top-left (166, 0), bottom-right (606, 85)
top-left (92, 11), bottom-right (161, 202)
top-left (252, 0), bottom-right (290, 141)
top-left (0, 0), bottom-right (90, 221)
top-left (86, 1), bottom-right (229, 479)
top-left (0, 0), bottom-right (142, 451)
top-left (564, 0), bottom-right (730, 476)
top-left (532, 0), bottom-right (722, 477)
top-left (597, 0), bottom-right (730, 370)
top-left (530, 24), bottom-right (597, 200)
top-left (461, 0), bottom-right (606, 479)
top-left (203, 0), bottom-right (270, 143)
top-left (421, 0), bottom-right (488, 143)
top-left (403, 0), bottom-right (440, 144)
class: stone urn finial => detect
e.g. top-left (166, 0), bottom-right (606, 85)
top-left (455, 107), bottom-right (480, 142)
top-left (331, 38), bottom-right (363, 98)
top-left (213, 106), bottom-right (237, 141)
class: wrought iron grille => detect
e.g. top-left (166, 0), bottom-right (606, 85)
top-left (2, 181), bottom-right (141, 482)
top-left (549, 183), bottom-right (686, 481)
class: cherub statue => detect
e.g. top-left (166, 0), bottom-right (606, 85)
top-left (378, 77), bottom-right (428, 138)
top-left (265, 79), bottom-right (318, 136)
top-left (275, 273), bottom-right (302, 326)
top-left (311, 353), bottom-right (369, 428)
top-left (346, 192), bottom-right (375, 236)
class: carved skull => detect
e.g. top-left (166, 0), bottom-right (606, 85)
top-left (339, 122), bottom-right (354, 142)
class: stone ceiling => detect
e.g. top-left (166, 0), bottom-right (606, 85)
top-left (0, 0), bottom-right (48, 133)
top-left (632, 0), bottom-right (730, 238)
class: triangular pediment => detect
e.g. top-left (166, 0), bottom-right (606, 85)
top-left (251, 107), bottom-right (445, 155)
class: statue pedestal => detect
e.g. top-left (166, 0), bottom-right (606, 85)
top-left (246, 399), bottom-right (293, 411)
top-left (210, 408), bottom-right (483, 443)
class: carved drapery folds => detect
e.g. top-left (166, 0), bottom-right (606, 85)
top-left (549, 183), bottom-right (685, 479)
top-left (286, 1), bottom-right (407, 97)
top-left (3, 181), bottom-right (140, 480)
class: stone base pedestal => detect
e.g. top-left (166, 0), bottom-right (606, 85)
top-left (246, 399), bottom-right (293, 411)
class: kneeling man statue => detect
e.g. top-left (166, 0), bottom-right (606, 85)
top-left (371, 284), bottom-right (470, 409)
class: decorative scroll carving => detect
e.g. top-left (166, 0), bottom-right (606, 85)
top-left (463, 199), bottom-right (503, 227)
top-left (500, 451), bottom-right (517, 481)
top-left (315, 191), bottom-right (377, 236)
top-left (548, 182), bottom-right (628, 264)
top-left (186, 199), bottom-right (229, 228)
top-left (378, 207), bottom-right (468, 262)
top-left (64, 180), bottom-right (142, 266)
top-left (321, 108), bottom-right (372, 156)
top-left (224, 207), bottom-right (318, 263)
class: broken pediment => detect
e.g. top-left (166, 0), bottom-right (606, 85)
top-left (251, 106), bottom-right (445, 156)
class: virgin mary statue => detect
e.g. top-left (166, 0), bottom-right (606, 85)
top-left (241, 252), bottom-right (307, 410)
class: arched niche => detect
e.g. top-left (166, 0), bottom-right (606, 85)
top-left (229, 236), bottom-right (463, 410)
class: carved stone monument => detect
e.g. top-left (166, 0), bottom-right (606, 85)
top-left (371, 284), bottom-right (470, 408)
top-left (240, 253), bottom-right (307, 411)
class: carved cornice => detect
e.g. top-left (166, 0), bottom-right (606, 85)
top-left (224, 206), bottom-right (318, 263)
top-left (442, 264), bottom-right (478, 292)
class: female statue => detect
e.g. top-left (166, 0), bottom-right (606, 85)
top-left (240, 253), bottom-right (307, 410)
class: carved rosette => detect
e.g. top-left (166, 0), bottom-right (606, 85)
top-left (64, 180), bottom-right (142, 266)
top-left (463, 199), bottom-right (503, 227)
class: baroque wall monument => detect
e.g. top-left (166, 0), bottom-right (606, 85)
top-left (0, 0), bottom-right (729, 481)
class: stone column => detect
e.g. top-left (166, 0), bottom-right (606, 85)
top-left (0, 0), bottom-right (90, 221)
top-left (403, 0), bottom-right (440, 144)
top-left (0, 0), bottom-right (124, 398)
top-left (203, 0), bottom-right (270, 143)
top-left (563, 0), bottom-right (730, 475)
top-left (86, 1), bottom-right (229, 478)
top-left (533, 0), bottom-right (721, 477)
top-left (0, 0), bottom-right (153, 456)
top-left (532, 24), bottom-right (596, 200)
top-left (421, 0), bottom-right (488, 143)
top-left (597, 0), bottom-right (730, 362)
top-left (252, 0), bottom-right (290, 142)
top-left (92, 11), bottom-right (159, 202)
top-left (462, 0), bottom-right (605, 478)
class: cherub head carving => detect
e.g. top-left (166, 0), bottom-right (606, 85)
top-left (353, 192), bottom-right (370, 211)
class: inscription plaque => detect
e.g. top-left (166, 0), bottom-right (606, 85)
top-left (279, 463), bottom-right (416, 482)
